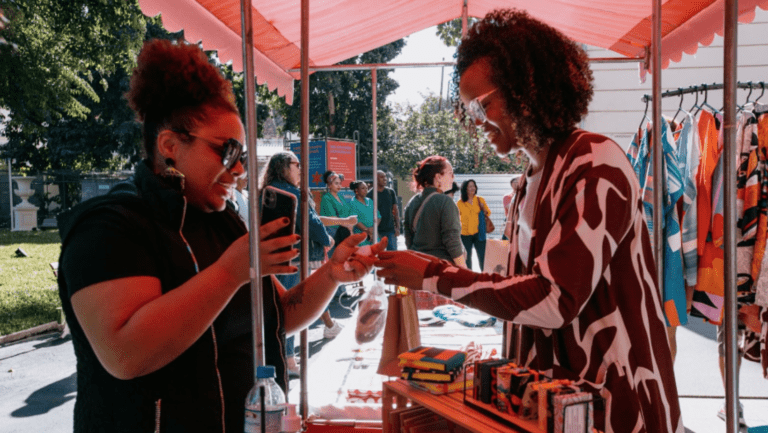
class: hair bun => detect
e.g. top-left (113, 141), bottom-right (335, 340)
top-left (126, 39), bottom-right (234, 123)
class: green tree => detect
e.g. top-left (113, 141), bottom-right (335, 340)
top-left (436, 18), bottom-right (477, 48)
top-left (0, 18), bottom-right (191, 175)
top-left (382, 94), bottom-right (526, 179)
top-left (0, 0), bottom-right (146, 125)
top-left (271, 40), bottom-right (405, 170)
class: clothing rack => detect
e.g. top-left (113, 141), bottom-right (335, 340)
top-left (641, 81), bottom-right (766, 102)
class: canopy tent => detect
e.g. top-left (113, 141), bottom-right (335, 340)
top-left (133, 1), bottom-right (762, 431)
top-left (138, 0), bottom-right (768, 105)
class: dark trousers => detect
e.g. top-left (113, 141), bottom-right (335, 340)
top-left (461, 233), bottom-right (486, 271)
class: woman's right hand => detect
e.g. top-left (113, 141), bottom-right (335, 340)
top-left (220, 217), bottom-right (299, 286)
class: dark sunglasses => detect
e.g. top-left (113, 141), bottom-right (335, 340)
top-left (172, 129), bottom-right (246, 170)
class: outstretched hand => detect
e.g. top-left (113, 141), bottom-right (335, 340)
top-left (328, 233), bottom-right (387, 283)
top-left (374, 250), bottom-right (440, 290)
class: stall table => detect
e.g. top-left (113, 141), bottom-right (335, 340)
top-left (382, 379), bottom-right (541, 433)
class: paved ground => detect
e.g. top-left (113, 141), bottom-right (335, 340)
top-left (2, 237), bottom-right (767, 432)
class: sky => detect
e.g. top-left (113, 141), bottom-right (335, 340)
top-left (386, 26), bottom-right (459, 108)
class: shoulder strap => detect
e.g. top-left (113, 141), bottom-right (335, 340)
top-left (479, 196), bottom-right (488, 213)
top-left (412, 192), bottom-right (438, 232)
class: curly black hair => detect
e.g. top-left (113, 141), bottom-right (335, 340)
top-left (125, 39), bottom-right (239, 163)
top-left (456, 9), bottom-right (594, 149)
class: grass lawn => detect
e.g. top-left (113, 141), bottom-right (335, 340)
top-left (0, 229), bottom-right (62, 336)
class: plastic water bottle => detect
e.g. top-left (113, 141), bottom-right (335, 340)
top-left (244, 365), bottom-right (285, 433)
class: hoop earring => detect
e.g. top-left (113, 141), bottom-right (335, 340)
top-left (163, 158), bottom-right (185, 191)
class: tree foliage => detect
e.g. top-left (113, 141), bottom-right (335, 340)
top-left (436, 18), bottom-right (477, 48)
top-left (0, 16), bottom-right (193, 175)
top-left (270, 40), bottom-right (405, 169)
top-left (381, 94), bottom-right (527, 180)
top-left (0, 0), bottom-right (146, 124)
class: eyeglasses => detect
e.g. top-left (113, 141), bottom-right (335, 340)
top-left (290, 161), bottom-right (300, 168)
top-left (173, 130), bottom-right (246, 170)
top-left (466, 88), bottom-right (498, 123)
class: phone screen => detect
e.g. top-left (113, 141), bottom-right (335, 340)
top-left (260, 186), bottom-right (297, 266)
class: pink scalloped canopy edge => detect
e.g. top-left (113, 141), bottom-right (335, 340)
top-left (137, 0), bottom-right (768, 105)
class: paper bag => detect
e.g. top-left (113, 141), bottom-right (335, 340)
top-left (377, 289), bottom-right (421, 376)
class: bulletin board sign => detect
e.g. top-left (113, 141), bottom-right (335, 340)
top-left (289, 138), bottom-right (357, 189)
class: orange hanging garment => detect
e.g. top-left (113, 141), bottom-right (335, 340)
top-left (691, 110), bottom-right (725, 323)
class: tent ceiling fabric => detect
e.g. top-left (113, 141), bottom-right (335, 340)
top-left (138, 0), bottom-right (768, 105)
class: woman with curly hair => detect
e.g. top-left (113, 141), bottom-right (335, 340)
top-left (377, 9), bottom-right (682, 433)
top-left (56, 39), bottom-right (383, 433)
top-left (402, 155), bottom-right (466, 268)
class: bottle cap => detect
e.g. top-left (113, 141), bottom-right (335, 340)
top-left (256, 365), bottom-right (276, 379)
top-left (281, 404), bottom-right (302, 432)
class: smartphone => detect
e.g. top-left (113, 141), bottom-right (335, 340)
top-left (260, 186), bottom-right (297, 266)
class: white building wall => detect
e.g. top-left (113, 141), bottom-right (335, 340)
top-left (583, 8), bottom-right (768, 152)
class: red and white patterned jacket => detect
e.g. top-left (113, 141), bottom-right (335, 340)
top-left (421, 130), bottom-right (683, 433)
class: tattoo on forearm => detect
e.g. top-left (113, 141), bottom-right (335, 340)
top-left (284, 286), bottom-right (305, 311)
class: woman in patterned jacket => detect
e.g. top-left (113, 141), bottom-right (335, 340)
top-left (376, 9), bottom-right (683, 433)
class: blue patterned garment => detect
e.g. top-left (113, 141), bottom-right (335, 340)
top-left (627, 118), bottom-right (687, 326)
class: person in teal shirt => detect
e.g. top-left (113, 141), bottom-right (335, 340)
top-left (348, 181), bottom-right (380, 246)
top-left (319, 171), bottom-right (356, 255)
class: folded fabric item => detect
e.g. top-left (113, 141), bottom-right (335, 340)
top-left (432, 305), bottom-right (497, 328)
top-left (417, 310), bottom-right (445, 327)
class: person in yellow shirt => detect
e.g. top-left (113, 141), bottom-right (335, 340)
top-left (456, 179), bottom-right (491, 270)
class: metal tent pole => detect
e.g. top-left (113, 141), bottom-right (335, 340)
top-left (240, 0), bottom-right (265, 371)
top-left (651, 0), bottom-right (664, 299)
top-left (372, 68), bottom-right (378, 243)
top-left (7, 159), bottom-right (13, 230)
top-left (723, 0), bottom-right (739, 431)
top-left (299, 0), bottom-right (310, 421)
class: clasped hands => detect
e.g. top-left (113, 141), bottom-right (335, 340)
top-left (257, 217), bottom-right (440, 290)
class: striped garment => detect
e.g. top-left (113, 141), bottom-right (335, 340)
top-left (420, 130), bottom-right (683, 433)
top-left (675, 113), bottom-right (700, 288)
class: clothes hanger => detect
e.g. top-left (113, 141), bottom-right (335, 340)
top-left (731, 82), bottom-right (752, 112)
top-left (638, 96), bottom-right (650, 133)
top-left (700, 84), bottom-right (719, 114)
top-left (690, 86), bottom-right (701, 116)
top-left (671, 89), bottom-right (686, 126)
top-left (754, 82), bottom-right (765, 104)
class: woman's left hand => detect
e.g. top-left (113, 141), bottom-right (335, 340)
top-left (328, 233), bottom-right (387, 283)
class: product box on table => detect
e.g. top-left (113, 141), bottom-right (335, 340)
top-left (401, 366), bottom-right (461, 383)
top-left (398, 346), bottom-right (466, 373)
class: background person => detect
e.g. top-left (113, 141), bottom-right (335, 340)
top-left (444, 181), bottom-right (460, 198)
top-left (319, 170), bottom-right (357, 256)
top-left (402, 155), bottom-right (466, 268)
top-left (348, 180), bottom-right (379, 246)
top-left (232, 173), bottom-right (249, 223)
top-left (367, 170), bottom-right (400, 251)
top-left (502, 176), bottom-right (519, 240)
top-left (56, 39), bottom-right (383, 433)
top-left (375, 9), bottom-right (682, 433)
top-left (261, 151), bottom-right (338, 377)
top-left (457, 179), bottom-right (491, 270)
